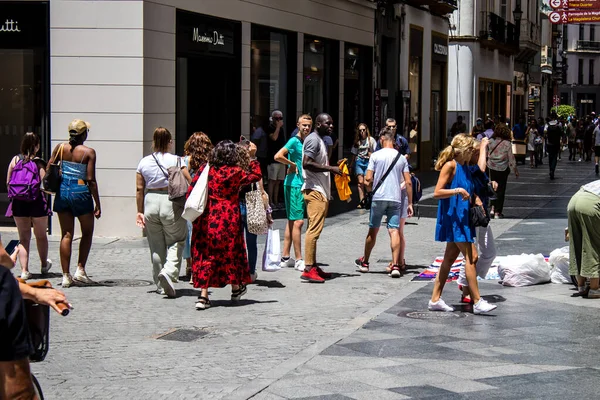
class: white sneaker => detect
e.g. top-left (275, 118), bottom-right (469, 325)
top-left (73, 268), bottom-right (94, 284)
top-left (41, 259), bottom-right (52, 274)
top-left (62, 274), bottom-right (74, 288)
top-left (473, 298), bottom-right (497, 314)
top-left (428, 298), bottom-right (454, 312)
top-left (158, 271), bottom-right (176, 298)
top-left (20, 271), bottom-right (32, 280)
top-left (279, 257), bottom-right (295, 268)
top-left (295, 259), bottom-right (306, 272)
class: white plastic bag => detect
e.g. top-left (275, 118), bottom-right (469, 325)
top-left (497, 253), bottom-right (551, 287)
top-left (549, 246), bottom-right (571, 284)
top-left (182, 164), bottom-right (210, 222)
top-left (262, 228), bottom-right (281, 272)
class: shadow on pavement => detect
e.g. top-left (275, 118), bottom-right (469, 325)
top-left (254, 279), bottom-right (286, 288)
top-left (208, 299), bottom-right (278, 308)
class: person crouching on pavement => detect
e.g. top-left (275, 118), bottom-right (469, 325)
top-left (568, 180), bottom-right (600, 297)
top-left (457, 138), bottom-right (498, 304)
top-left (300, 113), bottom-right (343, 283)
top-left (354, 127), bottom-right (413, 277)
top-left (274, 114), bottom-right (313, 272)
top-left (428, 134), bottom-right (497, 314)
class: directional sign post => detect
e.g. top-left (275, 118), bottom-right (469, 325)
top-left (551, 0), bottom-right (600, 9)
top-left (549, 10), bottom-right (600, 23)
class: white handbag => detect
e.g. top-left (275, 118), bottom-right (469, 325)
top-left (182, 164), bottom-right (210, 222)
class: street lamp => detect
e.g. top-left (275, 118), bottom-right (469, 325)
top-left (513, 2), bottom-right (523, 39)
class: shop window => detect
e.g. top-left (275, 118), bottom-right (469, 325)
top-left (343, 43), bottom-right (373, 158)
top-left (303, 36), bottom-right (338, 120)
top-left (478, 79), bottom-right (510, 122)
top-left (590, 59), bottom-right (595, 85)
top-left (250, 25), bottom-right (296, 134)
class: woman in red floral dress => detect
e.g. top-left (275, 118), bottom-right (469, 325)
top-left (190, 140), bottom-right (261, 310)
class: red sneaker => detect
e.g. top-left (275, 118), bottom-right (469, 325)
top-left (316, 266), bottom-right (332, 279)
top-left (301, 266), bottom-right (325, 283)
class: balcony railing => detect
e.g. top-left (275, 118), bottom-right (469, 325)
top-left (520, 20), bottom-right (541, 45)
top-left (577, 40), bottom-right (600, 51)
top-left (479, 12), bottom-right (519, 50)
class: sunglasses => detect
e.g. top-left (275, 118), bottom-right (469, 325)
top-left (388, 125), bottom-right (397, 129)
top-left (359, 128), bottom-right (366, 132)
top-left (272, 117), bottom-right (283, 121)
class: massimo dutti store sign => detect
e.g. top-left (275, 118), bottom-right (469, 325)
top-left (0, 1), bottom-right (48, 49)
top-left (176, 10), bottom-right (239, 57)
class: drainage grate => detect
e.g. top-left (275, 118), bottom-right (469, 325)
top-left (402, 311), bottom-right (467, 320)
top-left (97, 279), bottom-right (153, 287)
top-left (156, 329), bottom-right (209, 342)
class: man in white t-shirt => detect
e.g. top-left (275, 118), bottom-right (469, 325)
top-left (300, 113), bottom-right (342, 283)
top-left (355, 128), bottom-right (413, 278)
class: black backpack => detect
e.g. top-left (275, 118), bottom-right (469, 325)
top-left (546, 123), bottom-right (562, 146)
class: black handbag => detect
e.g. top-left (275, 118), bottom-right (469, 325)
top-left (42, 143), bottom-right (64, 195)
top-left (359, 152), bottom-right (402, 210)
top-left (469, 193), bottom-right (490, 228)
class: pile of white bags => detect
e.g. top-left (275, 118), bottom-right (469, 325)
top-left (549, 246), bottom-right (571, 284)
top-left (498, 253), bottom-right (551, 287)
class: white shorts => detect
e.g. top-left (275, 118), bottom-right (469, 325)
top-left (268, 163), bottom-right (286, 181)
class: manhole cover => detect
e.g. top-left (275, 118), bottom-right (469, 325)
top-left (156, 329), bottom-right (209, 342)
top-left (403, 311), bottom-right (467, 319)
top-left (98, 279), bottom-right (153, 287)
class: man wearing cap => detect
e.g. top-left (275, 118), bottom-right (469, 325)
top-left (49, 119), bottom-right (101, 288)
top-left (471, 118), bottom-right (484, 138)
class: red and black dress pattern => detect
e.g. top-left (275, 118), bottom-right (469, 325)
top-left (189, 161), bottom-right (262, 288)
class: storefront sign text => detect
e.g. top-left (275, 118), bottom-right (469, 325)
top-left (433, 44), bottom-right (448, 56)
top-left (0, 19), bottom-right (21, 33)
top-left (549, 10), bottom-right (600, 23)
top-left (192, 29), bottom-right (225, 46)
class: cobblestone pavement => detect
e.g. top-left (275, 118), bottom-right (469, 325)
top-left (2, 156), bottom-right (596, 399)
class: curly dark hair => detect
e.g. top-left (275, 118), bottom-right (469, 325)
top-left (184, 132), bottom-right (213, 172)
top-left (209, 140), bottom-right (249, 169)
top-left (492, 123), bottom-right (512, 141)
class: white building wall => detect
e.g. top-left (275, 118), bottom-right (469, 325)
top-left (49, 0), bottom-right (374, 237)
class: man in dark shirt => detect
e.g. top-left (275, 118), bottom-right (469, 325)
top-left (266, 110), bottom-right (286, 208)
top-left (512, 116), bottom-right (526, 140)
top-left (450, 115), bottom-right (467, 137)
top-left (546, 112), bottom-right (562, 180)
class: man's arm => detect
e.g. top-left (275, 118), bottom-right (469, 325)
top-left (302, 155), bottom-right (341, 175)
top-left (364, 170), bottom-right (374, 190)
top-left (0, 239), bottom-right (17, 268)
top-left (403, 171), bottom-right (413, 217)
top-left (269, 121), bottom-right (283, 141)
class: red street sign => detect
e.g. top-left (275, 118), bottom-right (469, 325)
top-left (551, 0), bottom-right (600, 9)
top-left (549, 10), bottom-right (600, 23)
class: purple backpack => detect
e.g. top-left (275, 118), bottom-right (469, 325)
top-left (8, 156), bottom-right (41, 202)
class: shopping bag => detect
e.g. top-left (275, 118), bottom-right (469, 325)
top-left (262, 228), bottom-right (281, 272)
top-left (182, 164), bottom-right (210, 222)
top-left (245, 183), bottom-right (269, 235)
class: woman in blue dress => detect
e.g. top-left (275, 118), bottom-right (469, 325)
top-left (428, 134), bottom-right (497, 314)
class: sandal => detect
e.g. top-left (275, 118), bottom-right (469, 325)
top-left (195, 296), bottom-right (211, 310)
top-left (389, 264), bottom-right (402, 278)
top-left (231, 284), bottom-right (247, 301)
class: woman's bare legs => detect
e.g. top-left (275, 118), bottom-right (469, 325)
top-left (357, 174), bottom-right (365, 202)
top-left (430, 242), bottom-right (461, 303)
top-left (14, 217), bottom-right (32, 274)
top-left (57, 212), bottom-right (75, 274)
top-left (32, 217), bottom-right (49, 271)
top-left (76, 213), bottom-right (95, 271)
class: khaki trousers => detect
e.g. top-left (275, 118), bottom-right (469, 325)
top-left (144, 192), bottom-right (187, 290)
top-left (303, 189), bottom-right (329, 266)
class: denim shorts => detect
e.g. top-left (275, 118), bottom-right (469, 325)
top-left (369, 200), bottom-right (402, 229)
top-left (53, 179), bottom-right (94, 217)
top-left (355, 157), bottom-right (369, 176)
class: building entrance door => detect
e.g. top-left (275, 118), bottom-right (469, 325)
top-left (431, 91), bottom-right (442, 159)
top-left (176, 55), bottom-right (240, 153)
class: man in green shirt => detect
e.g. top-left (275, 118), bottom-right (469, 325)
top-left (274, 114), bottom-right (312, 271)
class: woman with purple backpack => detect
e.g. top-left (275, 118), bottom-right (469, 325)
top-left (5, 132), bottom-right (52, 280)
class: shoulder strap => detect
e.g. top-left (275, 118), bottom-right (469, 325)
top-left (489, 140), bottom-right (503, 156)
top-left (372, 152), bottom-right (402, 195)
top-left (152, 153), bottom-right (169, 179)
top-left (80, 147), bottom-right (90, 164)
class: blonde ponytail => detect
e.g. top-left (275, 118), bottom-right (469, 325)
top-left (435, 146), bottom-right (455, 171)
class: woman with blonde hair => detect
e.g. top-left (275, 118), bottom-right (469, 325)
top-left (428, 134), bottom-right (497, 314)
top-left (136, 127), bottom-right (191, 297)
top-left (182, 132), bottom-right (213, 282)
top-left (350, 123), bottom-right (377, 205)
